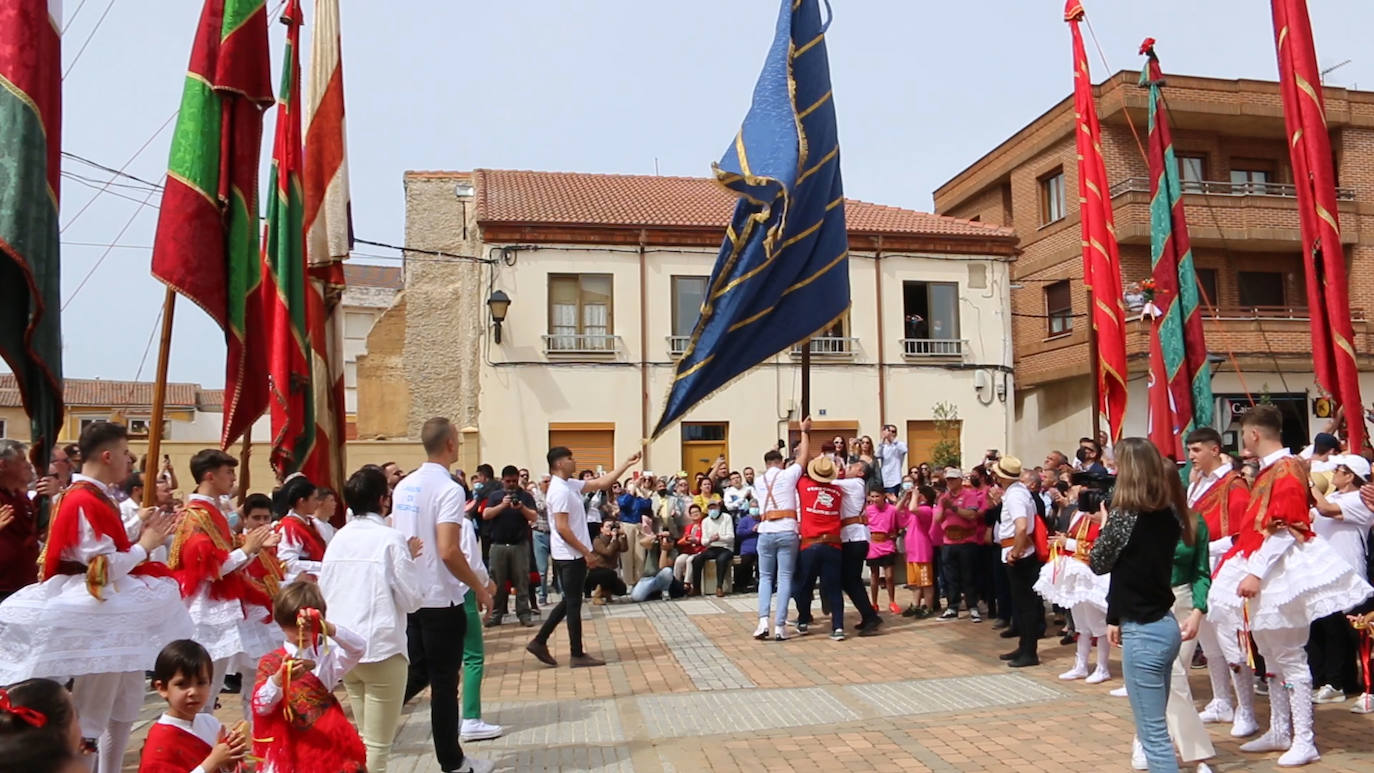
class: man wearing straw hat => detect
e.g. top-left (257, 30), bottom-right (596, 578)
top-left (791, 455), bottom-right (848, 640)
top-left (990, 455), bottom-right (1043, 668)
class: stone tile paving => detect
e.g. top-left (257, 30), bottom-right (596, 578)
top-left (121, 593), bottom-right (1374, 771)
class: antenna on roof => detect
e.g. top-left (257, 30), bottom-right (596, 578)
top-left (1321, 59), bottom-right (1351, 83)
top-left (654, 157), bottom-right (660, 176)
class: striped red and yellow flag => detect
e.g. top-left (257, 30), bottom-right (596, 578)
top-left (1065, 1), bottom-right (1129, 443)
top-left (0, 1), bottom-right (64, 465)
top-left (150, 0), bottom-right (273, 449)
top-left (301, 0), bottom-right (352, 497)
top-left (265, 0), bottom-right (316, 480)
top-left (1272, 0), bottom-right (1366, 453)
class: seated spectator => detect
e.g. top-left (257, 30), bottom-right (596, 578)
top-left (674, 505), bottom-right (706, 594)
top-left (632, 531), bottom-right (687, 602)
top-left (586, 521), bottom-right (628, 604)
top-left (734, 504), bottom-right (760, 592)
top-left (691, 502), bottom-right (735, 597)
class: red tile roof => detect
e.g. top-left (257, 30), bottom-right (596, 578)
top-left (344, 264), bottom-right (403, 290)
top-left (0, 374), bottom-right (198, 409)
top-left (467, 169), bottom-right (1014, 239)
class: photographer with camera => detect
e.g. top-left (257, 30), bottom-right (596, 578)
top-left (631, 528), bottom-right (687, 601)
top-left (586, 521), bottom-right (629, 604)
top-left (483, 466), bottom-right (537, 628)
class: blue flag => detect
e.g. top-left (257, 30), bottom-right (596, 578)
top-left (652, 0), bottom-right (848, 438)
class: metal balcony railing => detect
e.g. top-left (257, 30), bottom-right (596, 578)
top-left (1109, 177), bottom-right (1356, 200)
top-left (1193, 305), bottom-right (1368, 323)
top-left (790, 337), bottom-right (858, 356)
top-left (900, 338), bottom-right (969, 358)
top-left (666, 335), bottom-right (690, 356)
top-left (542, 333), bottom-right (619, 354)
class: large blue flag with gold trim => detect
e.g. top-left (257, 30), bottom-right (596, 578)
top-left (653, 0), bottom-right (848, 437)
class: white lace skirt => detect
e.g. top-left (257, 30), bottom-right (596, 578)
top-left (0, 574), bottom-right (193, 682)
top-left (1208, 537), bottom-right (1374, 632)
top-left (187, 594), bottom-right (280, 662)
top-left (1033, 556), bottom-right (1108, 611)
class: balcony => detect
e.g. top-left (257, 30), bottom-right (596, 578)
top-left (790, 337), bottom-right (858, 357)
top-left (542, 333), bottom-right (619, 355)
top-left (1198, 305), bottom-right (1366, 322)
top-left (666, 335), bottom-right (690, 356)
top-left (901, 338), bottom-right (969, 359)
top-left (1108, 177), bottom-right (1359, 250)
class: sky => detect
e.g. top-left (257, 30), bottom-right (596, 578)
top-left (35, 0), bottom-right (1374, 388)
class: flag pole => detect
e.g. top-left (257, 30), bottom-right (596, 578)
top-left (800, 340), bottom-right (812, 419)
top-left (237, 430), bottom-right (251, 506)
top-left (141, 287), bottom-right (176, 509)
top-left (1087, 285), bottom-right (1103, 443)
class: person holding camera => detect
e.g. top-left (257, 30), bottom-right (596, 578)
top-left (586, 521), bottom-right (629, 603)
top-left (482, 466), bottom-right (537, 628)
top-left (631, 529), bottom-right (687, 601)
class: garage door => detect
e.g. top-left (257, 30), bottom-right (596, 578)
top-left (907, 419), bottom-right (961, 470)
top-left (548, 423), bottom-right (615, 474)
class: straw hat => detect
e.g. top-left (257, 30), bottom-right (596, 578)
top-left (807, 455), bottom-right (837, 483)
top-left (990, 456), bottom-right (1024, 480)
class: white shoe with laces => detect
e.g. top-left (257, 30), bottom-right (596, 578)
top-left (459, 719), bottom-right (504, 742)
top-left (1130, 737), bottom-right (1148, 770)
top-left (448, 756), bottom-right (495, 773)
top-left (1110, 686), bottom-right (1128, 698)
top-left (1085, 667), bottom-right (1111, 685)
top-left (753, 617), bottom-right (769, 640)
top-left (1312, 684), bottom-right (1346, 704)
top-left (1198, 700), bottom-right (1234, 724)
top-left (1350, 693), bottom-right (1374, 713)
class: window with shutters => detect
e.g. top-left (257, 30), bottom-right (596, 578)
top-left (1045, 280), bottom-right (1073, 337)
top-left (1039, 169), bottom-right (1066, 225)
top-left (546, 274), bottom-right (614, 353)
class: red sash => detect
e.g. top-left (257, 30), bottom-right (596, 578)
top-left (38, 480), bottom-right (172, 597)
top-left (1067, 511), bottom-right (1101, 562)
top-left (276, 515), bottom-right (327, 562)
top-left (137, 720), bottom-right (212, 773)
top-left (169, 499), bottom-right (273, 614)
top-left (1193, 469), bottom-right (1250, 540)
top-left (1216, 456), bottom-right (1312, 574)
top-left (253, 648), bottom-right (365, 773)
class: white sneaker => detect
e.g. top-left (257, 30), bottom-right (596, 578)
top-left (459, 719), bottom-right (504, 742)
top-left (450, 756), bottom-right (495, 773)
top-left (773, 625), bottom-right (788, 642)
top-left (1058, 665), bottom-right (1089, 681)
top-left (1240, 730), bottom-right (1290, 754)
top-left (1312, 684), bottom-right (1346, 704)
top-left (1276, 740), bottom-right (1320, 767)
top-left (1230, 712), bottom-right (1260, 738)
top-left (1085, 667), bottom-right (1111, 685)
top-left (1130, 737), bottom-right (1148, 770)
top-left (1196, 764), bottom-right (1214, 773)
top-left (1198, 701), bottom-right (1234, 724)
top-left (1110, 686), bottom-right (1129, 698)
top-left (752, 617), bottom-right (769, 640)
top-left (1350, 693), bottom-right (1374, 713)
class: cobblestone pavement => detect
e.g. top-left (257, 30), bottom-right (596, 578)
top-left (122, 596), bottom-right (1374, 771)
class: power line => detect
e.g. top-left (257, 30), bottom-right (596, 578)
top-left (59, 111), bottom-right (177, 233)
top-left (61, 0), bottom-right (93, 34)
top-left (61, 183), bottom-right (161, 311)
top-left (62, 0), bottom-right (119, 80)
top-left (61, 172), bottom-right (161, 211)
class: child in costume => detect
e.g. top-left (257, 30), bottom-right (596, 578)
top-left (1034, 505), bottom-right (1112, 683)
top-left (138, 639), bottom-right (247, 773)
top-left (274, 476), bottom-right (329, 583)
top-left (1208, 406), bottom-right (1373, 766)
top-left (252, 580), bottom-right (366, 773)
top-left (864, 488), bottom-right (902, 614)
top-left (0, 677), bottom-right (87, 772)
top-left (897, 484), bottom-right (937, 618)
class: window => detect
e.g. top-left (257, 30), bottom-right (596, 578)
top-left (343, 311), bottom-right (374, 340)
top-left (1195, 268), bottom-right (1219, 309)
top-left (1039, 170), bottom-right (1066, 225)
top-left (902, 281), bottom-right (961, 343)
top-left (548, 274), bottom-right (613, 351)
top-left (795, 313), bottom-right (855, 355)
top-left (1230, 161), bottom-right (1272, 194)
top-left (669, 276), bottom-right (707, 354)
top-left (0, 419), bottom-right (6, 438)
top-left (1045, 280), bottom-right (1073, 336)
top-left (1177, 154), bottom-right (1205, 192)
top-left (1238, 271), bottom-right (1285, 308)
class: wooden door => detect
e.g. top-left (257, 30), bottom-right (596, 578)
top-left (907, 419), bottom-right (961, 470)
top-left (548, 423), bottom-right (614, 474)
top-left (681, 422), bottom-right (728, 478)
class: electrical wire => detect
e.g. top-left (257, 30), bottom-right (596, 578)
top-left (60, 111), bottom-right (178, 233)
top-left (61, 0), bottom-right (92, 34)
top-left (62, 0), bottom-right (118, 80)
top-left (61, 183), bottom-right (161, 311)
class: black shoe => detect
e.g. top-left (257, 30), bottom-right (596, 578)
top-left (992, 619), bottom-right (1010, 630)
top-left (484, 615), bottom-right (503, 628)
top-left (999, 628), bottom-right (1018, 639)
top-left (1060, 633), bottom-right (1076, 646)
top-left (999, 650), bottom-right (1023, 661)
top-left (525, 640), bottom-right (557, 667)
top-left (857, 618), bottom-right (882, 637)
top-left (221, 673), bottom-right (241, 694)
top-left (518, 616), bottom-right (534, 627)
top-left (1007, 654), bottom-right (1040, 668)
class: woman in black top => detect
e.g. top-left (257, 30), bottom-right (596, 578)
top-left (1089, 438), bottom-right (1196, 773)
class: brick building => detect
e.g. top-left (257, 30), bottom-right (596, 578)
top-left (935, 70), bottom-right (1374, 455)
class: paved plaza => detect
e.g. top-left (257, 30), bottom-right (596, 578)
top-left (121, 595), bottom-right (1374, 771)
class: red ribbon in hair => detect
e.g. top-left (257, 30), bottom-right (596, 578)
top-left (0, 689), bottom-right (47, 728)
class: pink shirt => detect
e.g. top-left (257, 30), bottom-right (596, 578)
top-left (865, 503), bottom-right (899, 559)
top-left (900, 504), bottom-right (935, 563)
top-left (937, 488), bottom-right (985, 545)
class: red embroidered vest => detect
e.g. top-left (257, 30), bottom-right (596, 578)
top-left (798, 476), bottom-right (843, 541)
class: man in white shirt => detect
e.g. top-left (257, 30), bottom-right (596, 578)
top-left (393, 418), bottom-right (495, 773)
top-left (722, 471), bottom-right (754, 518)
top-left (877, 425), bottom-right (907, 495)
top-left (751, 420), bottom-right (811, 640)
top-left (1307, 454), bottom-right (1374, 705)
top-left (836, 460), bottom-right (882, 635)
top-left (321, 464), bottom-right (426, 773)
top-left (526, 445), bottom-right (641, 668)
top-left (1299, 432), bottom-right (1341, 473)
top-left (992, 456), bottom-right (1042, 668)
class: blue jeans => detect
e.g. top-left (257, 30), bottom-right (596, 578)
top-left (631, 568), bottom-right (674, 602)
top-left (1122, 614), bottom-right (1182, 773)
top-left (533, 531), bottom-right (551, 599)
top-left (756, 531), bottom-right (799, 626)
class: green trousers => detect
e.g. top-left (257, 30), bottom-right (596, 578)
top-left (462, 589), bottom-right (485, 720)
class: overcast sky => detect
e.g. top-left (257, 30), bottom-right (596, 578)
top-left (35, 0), bottom-right (1374, 387)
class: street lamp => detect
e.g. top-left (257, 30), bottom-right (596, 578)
top-left (487, 290), bottom-right (511, 344)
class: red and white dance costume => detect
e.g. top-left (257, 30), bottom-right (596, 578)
top-left (276, 511), bottom-right (329, 583)
top-left (1188, 462), bottom-right (1258, 735)
top-left (1033, 511), bottom-right (1112, 683)
top-left (0, 475), bottom-right (192, 771)
top-left (1208, 449), bottom-right (1373, 766)
top-left (137, 712), bottom-right (223, 773)
top-left (168, 495), bottom-right (280, 714)
top-left (252, 622), bottom-right (367, 773)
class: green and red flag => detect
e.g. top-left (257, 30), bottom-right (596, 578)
top-left (301, 0), bottom-right (352, 495)
top-left (0, 0), bottom-right (63, 466)
top-left (265, 0), bottom-right (317, 479)
top-left (150, 0), bottom-right (273, 449)
top-left (1139, 39), bottom-right (1213, 463)
top-left (1065, 0), bottom-right (1129, 443)
top-left (1271, 0), bottom-right (1366, 453)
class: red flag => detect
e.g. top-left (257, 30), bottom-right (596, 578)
top-left (301, 0), bottom-right (352, 497)
top-left (1065, 1), bottom-right (1129, 443)
top-left (1272, 0), bottom-right (1366, 453)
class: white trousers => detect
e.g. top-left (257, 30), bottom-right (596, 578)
top-left (1071, 601), bottom-right (1108, 638)
top-left (70, 670), bottom-right (144, 772)
top-left (1252, 625), bottom-right (1312, 685)
top-left (1166, 584), bottom-right (1215, 763)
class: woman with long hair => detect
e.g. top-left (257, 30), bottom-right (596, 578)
top-left (1089, 438), bottom-right (1194, 773)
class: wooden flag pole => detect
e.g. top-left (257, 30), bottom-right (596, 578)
top-left (237, 430), bottom-right (251, 506)
top-left (800, 340), bottom-right (812, 420)
top-left (141, 287), bottom-right (176, 509)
